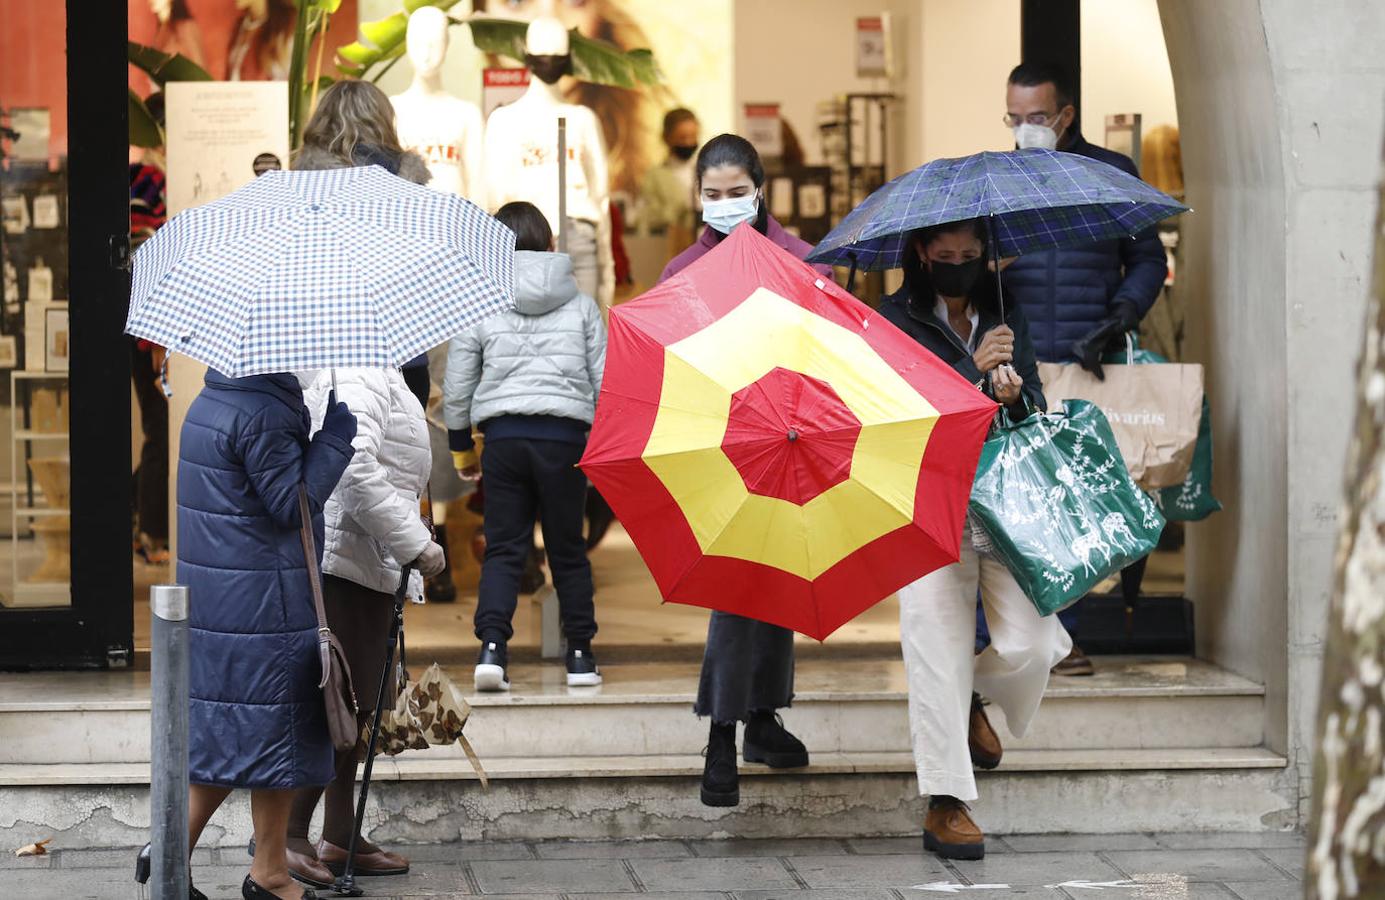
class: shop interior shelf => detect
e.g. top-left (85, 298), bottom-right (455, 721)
top-left (13, 507), bottom-right (70, 518)
top-left (13, 431), bottom-right (69, 441)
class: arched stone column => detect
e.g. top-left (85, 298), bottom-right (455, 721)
top-left (1159, 0), bottom-right (1385, 821)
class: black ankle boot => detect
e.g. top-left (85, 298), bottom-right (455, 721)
top-left (743, 710), bottom-right (809, 768)
top-left (700, 721), bottom-right (739, 807)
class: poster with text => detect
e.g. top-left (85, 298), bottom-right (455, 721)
top-left (165, 82), bottom-right (289, 216)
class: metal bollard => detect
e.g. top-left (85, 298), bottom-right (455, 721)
top-left (149, 584), bottom-right (190, 900)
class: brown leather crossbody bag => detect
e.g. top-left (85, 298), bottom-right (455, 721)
top-left (297, 484), bottom-right (359, 753)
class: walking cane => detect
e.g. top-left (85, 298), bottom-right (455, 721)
top-left (333, 564), bottom-right (412, 897)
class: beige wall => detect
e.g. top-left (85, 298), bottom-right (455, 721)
top-left (1081, 0), bottom-right (1178, 143)
top-left (733, 0), bottom-right (913, 169)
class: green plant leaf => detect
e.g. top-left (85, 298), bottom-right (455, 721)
top-left (625, 48), bottom-right (663, 86)
top-left (405, 0), bottom-right (462, 11)
top-left (128, 89), bottom-right (163, 148)
top-left (127, 41), bottom-right (213, 84)
top-left (466, 18), bottom-right (661, 89)
top-left (314, 0), bottom-right (343, 12)
top-left (361, 12), bottom-right (408, 50)
top-left (337, 40), bottom-right (379, 66)
top-left (465, 17), bottom-right (528, 66)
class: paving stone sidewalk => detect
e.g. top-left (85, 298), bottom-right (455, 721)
top-left (0, 832), bottom-right (1305, 899)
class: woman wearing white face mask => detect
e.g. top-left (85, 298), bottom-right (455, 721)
top-left (658, 133), bottom-right (834, 283)
top-left (655, 134), bottom-right (833, 809)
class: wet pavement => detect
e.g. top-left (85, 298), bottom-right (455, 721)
top-left (0, 832), bottom-right (1305, 898)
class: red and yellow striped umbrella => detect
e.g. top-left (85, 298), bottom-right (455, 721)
top-left (580, 226), bottom-right (996, 639)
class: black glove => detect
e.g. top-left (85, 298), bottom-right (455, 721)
top-left (1072, 301), bottom-right (1141, 381)
top-left (319, 390), bottom-right (358, 445)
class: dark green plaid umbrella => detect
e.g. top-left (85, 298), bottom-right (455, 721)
top-left (807, 148), bottom-right (1188, 274)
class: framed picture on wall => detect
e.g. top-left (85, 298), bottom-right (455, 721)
top-left (44, 304), bottom-right (68, 372)
top-left (1105, 113), bottom-right (1143, 171)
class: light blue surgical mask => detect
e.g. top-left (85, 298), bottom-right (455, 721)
top-left (702, 193), bottom-right (759, 234)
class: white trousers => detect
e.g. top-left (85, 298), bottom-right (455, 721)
top-left (897, 534), bottom-right (1071, 801)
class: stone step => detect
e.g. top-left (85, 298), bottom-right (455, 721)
top-left (0, 657), bottom-right (1265, 765)
top-left (0, 747), bottom-right (1292, 846)
top-left (0, 746), bottom-right (1289, 787)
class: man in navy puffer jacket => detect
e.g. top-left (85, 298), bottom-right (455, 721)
top-left (1002, 62), bottom-right (1167, 372)
top-left (998, 63), bottom-right (1168, 676)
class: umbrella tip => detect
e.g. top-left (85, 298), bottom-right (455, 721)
top-left (787, 428), bottom-right (800, 442)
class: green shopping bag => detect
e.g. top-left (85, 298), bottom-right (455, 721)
top-left (969, 400), bottom-right (1167, 615)
top-left (1104, 342), bottom-right (1222, 522)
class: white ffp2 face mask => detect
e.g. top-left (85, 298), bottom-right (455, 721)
top-left (702, 194), bottom-right (759, 234)
top-left (1013, 122), bottom-right (1059, 151)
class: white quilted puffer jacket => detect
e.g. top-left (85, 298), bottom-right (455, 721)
top-left (301, 367), bottom-right (432, 599)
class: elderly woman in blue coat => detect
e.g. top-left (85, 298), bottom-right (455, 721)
top-left (176, 370), bottom-right (356, 900)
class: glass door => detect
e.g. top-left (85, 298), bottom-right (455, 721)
top-left (0, 0), bottom-right (134, 668)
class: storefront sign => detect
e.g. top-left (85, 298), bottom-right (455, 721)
top-left (165, 82), bottom-right (289, 216)
top-left (856, 15), bottom-right (891, 78)
top-left (482, 68), bottom-right (531, 121)
top-left (742, 103), bottom-right (783, 158)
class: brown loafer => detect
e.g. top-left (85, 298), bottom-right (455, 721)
top-left (968, 693), bottom-right (1003, 770)
top-left (1052, 644), bottom-right (1095, 677)
top-left (316, 838), bottom-right (410, 877)
top-left (923, 795), bottom-right (985, 860)
top-left (286, 844), bottom-right (335, 889)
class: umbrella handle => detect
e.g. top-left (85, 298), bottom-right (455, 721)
top-left (846, 253), bottom-right (859, 293)
top-left (988, 215), bottom-right (1004, 320)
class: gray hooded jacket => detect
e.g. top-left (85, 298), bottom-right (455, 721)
top-left (443, 251), bottom-right (606, 444)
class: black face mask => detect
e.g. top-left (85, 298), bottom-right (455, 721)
top-left (525, 53), bottom-right (571, 85)
top-left (670, 143), bottom-right (697, 161)
top-left (928, 257), bottom-right (985, 298)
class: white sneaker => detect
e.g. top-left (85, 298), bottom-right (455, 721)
top-left (565, 647), bottom-right (602, 687)
top-left (474, 641), bottom-right (511, 692)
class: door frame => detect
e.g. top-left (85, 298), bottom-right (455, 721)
top-left (0, 0), bottom-right (134, 668)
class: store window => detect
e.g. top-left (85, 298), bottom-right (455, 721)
top-left (1, 0), bottom-right (132, 668)
top-left (2, 3), bottom-right (73, 610)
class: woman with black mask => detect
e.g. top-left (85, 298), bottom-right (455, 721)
top-left (878, 219), bottom-right (1069, 862)
top-left (640, 108), bottom-right (700, 239)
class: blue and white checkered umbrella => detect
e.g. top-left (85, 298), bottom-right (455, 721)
top-left (127, 165), bottom-right (515, 376)
top-left (807, 148), bottom-right (1188, 272)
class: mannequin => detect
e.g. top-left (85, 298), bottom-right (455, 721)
top-left (483, 16), bottom-right (615, 307)
top-left (390, 6), bottom-right (484, 201)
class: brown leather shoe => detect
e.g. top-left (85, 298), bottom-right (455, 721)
top-left (1053, 644), bottom-right (1095, 676)
top-left (316, 838), bottom-right (410, 877)
top-left (923, 795), bottom-right (985, 860)
top-left (968, 693), bottom-right (1002, 770)
top-left (286, 844), bottom-right (335, 889)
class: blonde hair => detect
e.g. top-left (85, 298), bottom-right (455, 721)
top-left (1141, 125), bottom-right (1183, 200)
top-left (298, 80), bottom-right (402, 167)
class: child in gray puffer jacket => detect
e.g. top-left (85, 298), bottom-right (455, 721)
top-left (443, 201), bottom-right (607, 691)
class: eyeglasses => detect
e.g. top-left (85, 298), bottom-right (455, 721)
top-left (1003, 112), bottom-right (1059, 128)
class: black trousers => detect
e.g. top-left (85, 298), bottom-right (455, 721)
top-left (402, 363), bottom-right (431, 410)
top-left (130, 341), bottom-right (168, 542)
top-left (474, 438), bottom-right (596, 644)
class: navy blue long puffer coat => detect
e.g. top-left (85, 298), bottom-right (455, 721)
top-left (1000, 133), bottom-right (1168, 363)
top-left (177, 371), bottom-right (354, 789)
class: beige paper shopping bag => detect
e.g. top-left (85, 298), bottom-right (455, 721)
top-left (1038, 360), bottom-right (1203, 491)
